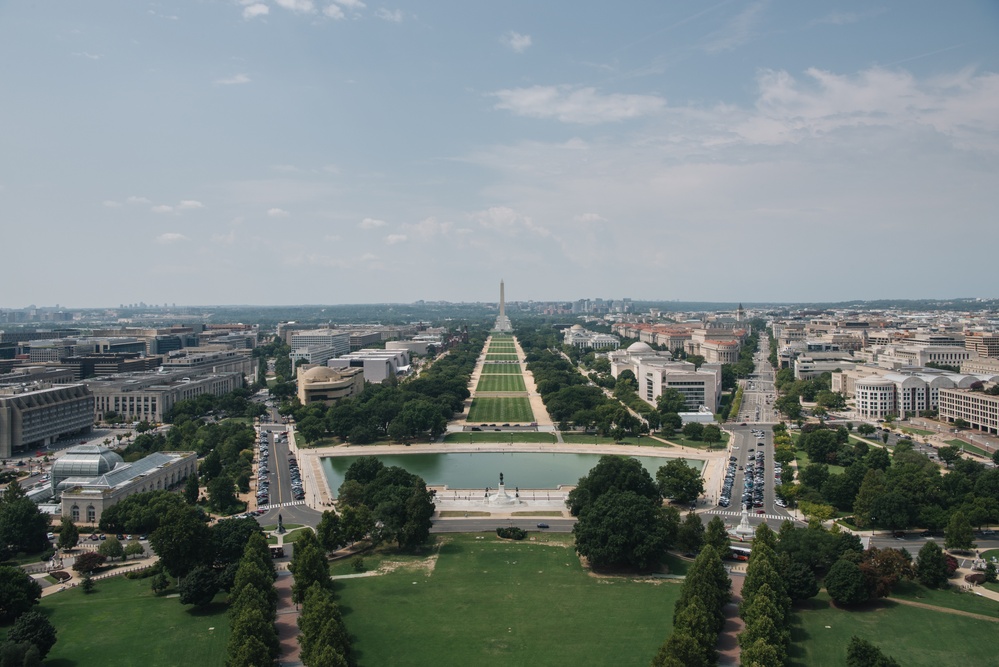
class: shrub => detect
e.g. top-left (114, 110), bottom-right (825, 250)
top-left (496, 526), bottom-right (527, 540)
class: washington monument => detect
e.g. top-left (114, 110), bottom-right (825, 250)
top-left (495, 279), bottom-right (512, 332)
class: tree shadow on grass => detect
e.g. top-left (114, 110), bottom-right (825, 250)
top-left (185, 600), bottom-right (228, 617)
top-left (46, 659), bottom-right (78, 667)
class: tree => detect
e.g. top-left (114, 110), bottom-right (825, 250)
top-left (72, 552), bottom-right (106, 574)
top-left (740, 637), bottom-right (782, 667)
top-left (227, 635), bottom-right (274, 667)
top-left (676, 511), bottom-right (705, 554)
top-left (0, 566), bottom-right (42, 623)
top-left (178, 565), bottom-right (220, 607)
top-left (98, 535), bottom-right (125, 562)
top-left (857, 423), bottom-right (876, 436)
top-left (149, 507), bottom-right (212, 579)
top-left (0, 642), bottom-right (42, 666)
top-left (944, 511), bottom-right (975, 551)
top-left (5, 611), bottom-right (57, 659)
top-left (56, 517), bottom-right (79, 551)
top-left (567, 455), bottom-right (660, 517)
top-left (316, 511), bottom-right (346, 554)
top-left (80, 573), bottom-right (95, 594)
top-left (675, 546), bottom-right (731, 634)
top-left (151, 572), bottom-right (170, 595)
top-left (780, 554), bottom-right (819, 601)
top-left (657, 388), bottom-right (688, 415)
top-left (984, 562), bottom-right (997, 584)
top-left (846, 636), bottom-right (901, 667)
top-left (651, 630), bottom-right (709, 667)
top-left (670, 595), bottom-right (716, 666)
top-left (916, 541), bottom-right (950, 588)
top-left (682, 422), bottom-right (704, 441)
top-left (339, 504), bottom-right (374, 544)
top-left (0, 481), bottom-right (50, 556)
top-left (208, 474), bottom-right (239, 515)
top-left (200, 449), bottom-right (222, 481)
top-left (938, 445), bottom-right (962, 467)
top-left (825, 558), bottom-right (870, 606)
top-left (184, 472), bottom-right (200, 505)
top-left (704, 516), bottom-right (730, 554)
top-left (298, 584), bottom-right (351, 667)
top-left (656, 459), bottom-right (705, 504)
top-left (290, 531), bottom-right (333, 604)
top-left (573, 490), bottom-right (674, 571)
top-left (701, 424), bottom-right (722, 443)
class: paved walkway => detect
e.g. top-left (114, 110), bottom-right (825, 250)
top-left (717, 574), bottom-right (744, 667)
top-left (887, 596), bottom-right (999, 622)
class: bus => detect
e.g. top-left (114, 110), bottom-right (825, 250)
top-left (729, 546), bottom-right (751, 562)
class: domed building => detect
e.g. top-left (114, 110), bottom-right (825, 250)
top-left (563, 324), bottom-right (620, 350)
top-left (50, 444), bottom-right (124, 493)
top-left (52, 443), bottom-right (196, 524)
top-left (297, 364), bottom-right (365, 405)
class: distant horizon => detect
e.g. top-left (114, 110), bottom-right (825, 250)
top-left (2, 295), bottom-right (997, 312)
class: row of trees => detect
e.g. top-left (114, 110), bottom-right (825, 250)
top-left (652, 545), bottom-right (731, 667)
top-left (738, 525), bottom-right (791, 665)
top-left (0, 566), bottom-right (56, 662)
top-left (225, 532), bottom-right (280, 667)
top-left (786, 423), bottom-right (999, 535)
top-left (290, 529), bottom-right (352, 666)
top-left (284, 331), bottom-right (486, 445)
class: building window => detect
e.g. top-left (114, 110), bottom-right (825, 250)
top-left (71, 505), bottom-right (80, 521)
top-left (86, 505), bottom-right (96, 523)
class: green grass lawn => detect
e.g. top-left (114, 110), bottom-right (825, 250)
top-left (475, 375), bottom-right (527, 393)
top-left (485, 353), bottom-right (520, 361)
top-left (467, 397), bottom-right (535, 423)
top-left (335, 534), bottom-right (679, 667)
top-left (480, 363), bottom-right (523, 374)
top-left (901, 426), bottom-right (935, 436)
top-left (561, 434), bottom-right (670, 447)
top-left (443, 432), bottom-right (556, 444)
top-left (943, 439), bottom-right (989, 456)
top-left (663, 432), bottom-right (731, 449)
top-left (794, 449), bottom-right (846, 475)
top-left (890, 580), bottom-right (999, 617)
top-left (789, 592), bottom-right (999, 667)
top-left (29, 575), bottom-right (231, 667)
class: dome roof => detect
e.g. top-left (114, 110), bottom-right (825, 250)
top-left (51, 444), bottom-right (124, 484)
top-left (570, 324), bottom-right (585, 331)
top-left (627, 341), bottom-right (654, 353)
top-left (301, 366), bottom-right (343, 383)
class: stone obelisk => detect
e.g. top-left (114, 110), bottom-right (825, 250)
top-left (500, 279), bottom-right (505, 318)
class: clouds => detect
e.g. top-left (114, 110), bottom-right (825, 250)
top-left (359, 217), bottom-right (386, 229)
top-left (385, 233), bottom-right (407, 244)
top-left (267, 208), bottom-right (291, 217)
top-left (215, 73), bottom-right (251, 85)
top-left (501, 31), bottom-right (532, 54)
top-left (375, 8), bottom-right (403, 23)
top-left (242, 3), bottom-right (269, 20)
top-left (178, 200), bottom-right (204, 210)
top-left (275, 0), bottom-right (315, 14)
top-left (151, 204), bottom-right (174, 214)
top-left (156, 233), bottom-right (189, 244)
top-left (490, 85), bottom-right (666, 124)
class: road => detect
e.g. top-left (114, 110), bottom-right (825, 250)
top-left (736, 335), bottom-right (777, 424)
top-left (431, 517), bottom-right (576, 533)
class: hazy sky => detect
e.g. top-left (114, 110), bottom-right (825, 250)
top-left (2, 1), bottom-right (998, 307)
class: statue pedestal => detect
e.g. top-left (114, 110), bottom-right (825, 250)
top-left (734, 508), bottom-right (755, 539)
top-left (486, 483), bottom-right (523, 507)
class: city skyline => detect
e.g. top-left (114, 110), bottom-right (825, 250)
top-left (2, 2), bottom-right (998, 306)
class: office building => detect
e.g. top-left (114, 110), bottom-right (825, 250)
top-left (296, 365), bottom-right (365, 405)
top-left (328, 349), bottom-right (411, 384)
top-left (0, 383), bottom-right (94, 458)
top-left (86, 370), bottom-right (243, 423)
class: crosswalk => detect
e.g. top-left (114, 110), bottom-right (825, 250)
top-left (258, 500), bottom-right (306, 511)
top-left (705, 509), bottom-right (789, 522)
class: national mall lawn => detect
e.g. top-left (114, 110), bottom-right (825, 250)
top-left (32, 576), bottom-right (230, 667)
top-left (335, 533), bottom-right (679, 667)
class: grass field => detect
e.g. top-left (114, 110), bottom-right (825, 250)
top-left (335, 534), bottom-right (679, 667)
top-left (28, 576), bottom-right (231, 667)
top-left (663, 432), bottom-right (732, 450)
top-left (945, 439), bottom-right (989, 456)
top-left (901, 426), bottom-right (935, 436)
top-left (561, 434), bottom-right (669, 447)
top-left (467, 397), bottom-right (535, 423)
top-left (443, 432), bottom-right (556, 444)
top-left (890, 580), bottom-right (999, 617)
top-left (476, 375), bottom-right (527, 393)
top-left (789, 592), bottom-right (999, 667)
top-left (480, 363), bottom-right (523, 374)
top-left (485, 353), bottom-right (520, 361)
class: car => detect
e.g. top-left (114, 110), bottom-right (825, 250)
top-left (756, 509), bottom-right (766, 515)
top-left (740, 422), bottom-right (747, 426)
top-left (47, 532), bottom-right (55, 540)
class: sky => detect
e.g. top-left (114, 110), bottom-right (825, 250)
top-left (1, 1), bottom-right (998, 308)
